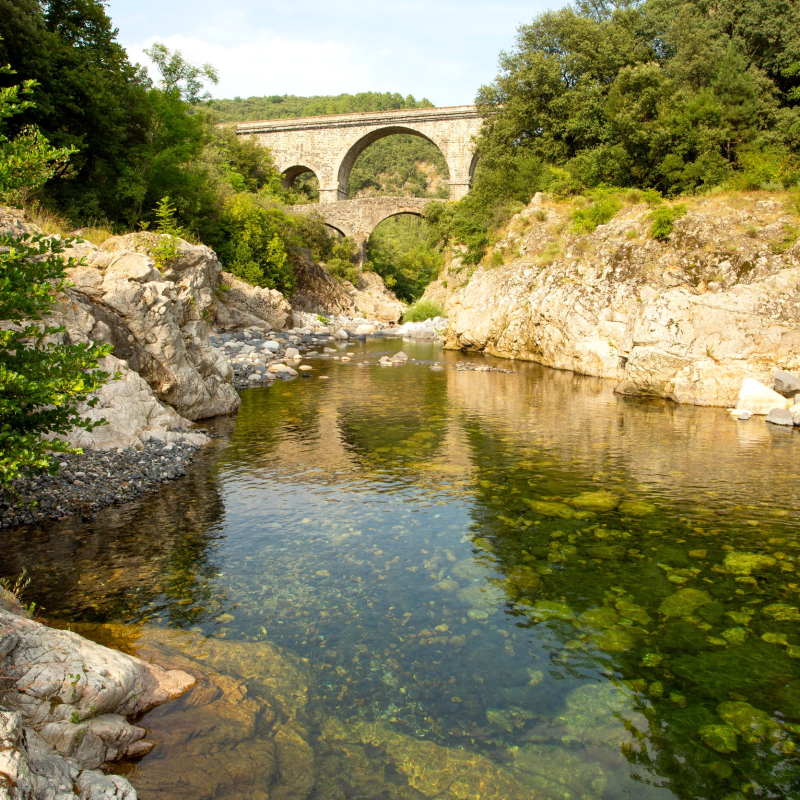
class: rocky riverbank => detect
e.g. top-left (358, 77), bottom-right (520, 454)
top-left (0, 596), bottom-right (195, 800)
top-left (426, 192), bottom-right (800, 408)
top-left (0, 440), bottom-right (205, 529)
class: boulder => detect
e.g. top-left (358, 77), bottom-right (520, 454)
top-left (0, 608), bottom-right (194, 799)
top-left (355, 324), bottom-right (375, 335)
top-left (334, 329), bottom-right (349, 340)
top-left (349, 272), bottom-right (405, 323)
top-left (774, 369), bottom-right (800, 397)
top-left (736, 379), bottom-right (793, 415)
top-left (53, 232), bottom-right (241, 422)
top-left (767, 407), bottom-right (795, 426)
top-left (214, 272), bottom-right (292, 331)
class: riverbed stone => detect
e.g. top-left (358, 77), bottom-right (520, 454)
top-left (766, 407), bottom-right (794, 426)
top-left (569, 490), bottom-right (620, 512)
top-left (659, 588), bottom-right (712, 618)
top-left (736, 379), bottom-right (792, 415)
top-left (774, 370), bottom-right (800, 397)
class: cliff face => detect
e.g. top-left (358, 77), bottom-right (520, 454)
top-left (428, 193), bottom-right (800, 407)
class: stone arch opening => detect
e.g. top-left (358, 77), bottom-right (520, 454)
top-left (280, 165), bottom-right (320, 203)
top-left (365, 211), bottom-right (441, 302)
top-left (337, 127), bottom-right (450, 200)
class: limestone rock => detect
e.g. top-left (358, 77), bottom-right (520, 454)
top-left (0, 610), bottom-right (195, 800)
top-left (736, 379), bottom-right (792, 415)
top-left (766, 407), bottom-right (795, 426)
top-left (65, 355), bottom-right (208, 450)
top-left (774, 369), bottom-right (800, 397)
top-left (290, 248), bottom-right (359, 317)
top-left (434, 194), bottom-right (800, 407)
top-left (349, 272), bottom-right (405, 323)
top-left (213, 272), bottom-right (292, 331)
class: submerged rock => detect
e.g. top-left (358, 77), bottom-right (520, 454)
top-left (569, 491), bottom-right (620, 512)
top-left (658, 588), bottom-right (713, 618)
top-left (723, 552), bottom-right (777, 575)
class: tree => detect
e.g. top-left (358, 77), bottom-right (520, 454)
top-left (0, 63), bottom-right (113, 487)
top-left (144, 42), bottom-right (218, 105)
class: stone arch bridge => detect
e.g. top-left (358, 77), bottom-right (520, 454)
top-left (236, 106), bottom-right (482, 260)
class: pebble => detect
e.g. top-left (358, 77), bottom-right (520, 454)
top-left (0, 441), bottom-right (202, 530)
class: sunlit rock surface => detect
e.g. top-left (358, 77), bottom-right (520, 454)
top-left (430, 193), bottom-right (800, 406)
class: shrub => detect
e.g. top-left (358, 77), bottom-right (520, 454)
top-left (216, 194), bottom-right (294, 293)
top-left (403, 299), bottom-right (444, 323)
top-left (570, 190), bottom-right (623, 234)
top-left (649, 204), bottom-right (688, 242)
top-left (326, 236), bottom-right (361, 284)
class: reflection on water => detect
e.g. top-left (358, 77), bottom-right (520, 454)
top-left (5, 339), bottom-right (800, 799)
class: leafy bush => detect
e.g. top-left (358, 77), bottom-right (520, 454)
top-left (649, 204), bottom-right (688, 241)
top-left (216, 194), bottom-right (294, 293)
top-left (366, 215), bottom-right (444, 301)
top-left (403, 299), bottom-right (444, 323)
top-left (326, 236), bottom-right (361, 284)
top-left (570, 190), bottom-right (623, 234)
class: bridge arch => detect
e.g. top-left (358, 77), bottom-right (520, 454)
top-left (280, 164), bottom-right (319, 189)
top-left (335, 126), bottom-right (450, 200)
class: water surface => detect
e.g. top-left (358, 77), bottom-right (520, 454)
top-left (5, 339), bottom-right (800, 800)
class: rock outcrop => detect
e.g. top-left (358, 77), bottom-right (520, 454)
top-left (0, 600), bottom-right (194, 800)
top-left (214, 271), bottom-right (293, 331)
top-left (58, 233), bottom-right (240, 421)
top-left (290, 249), bottom-right (404, 322)
top-left (432, 193), bottom-right (800, 407)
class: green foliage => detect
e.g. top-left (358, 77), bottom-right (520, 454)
top-left (216, 194), bottom-right (294, 293)
top-left (402, 299), bottom-right (444, 323)
top-left (0, 64), bottom-right (74, 205)
top-left (0, 61), bottom-right (114, 487)
top-left (349, 135), bottom-right (449, 199)
top-left (570, 190), bottom-right (623, 234)
top-left (649, 204), bottom-right (688, 241)
top-left (209, 92), bottom-right (433, 122)
top-left (148, 196), bottom-right (186, 268)
top-left (475, 0), bottom-right (800, 199)
top-left (0, 230), bottom-right (114, 485)
top-left (366, 216), bottom-right (444, 302)
top-left (326, 236), bottom-right (361, 285)
top-left (144, 42), bottom-right (218, 105)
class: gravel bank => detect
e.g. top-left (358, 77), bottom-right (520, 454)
top-left (0, 440), bottom-right (204, 529)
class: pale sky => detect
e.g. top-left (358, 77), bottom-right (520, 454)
top-left (106, 0), bottom-right (562, 106)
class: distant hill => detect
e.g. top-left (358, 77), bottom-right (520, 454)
top-left (210, 93), bottom-right (448, 200)
top-left (209, 92), bottom-right (434, 123)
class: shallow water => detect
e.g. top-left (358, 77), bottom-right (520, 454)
top-left (5, 339), bottom-right (800, 799)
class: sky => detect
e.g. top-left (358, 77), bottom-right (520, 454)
top-left (106, 0), bottom-right (562, 106)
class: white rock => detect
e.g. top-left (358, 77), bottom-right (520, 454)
top-left (334, 329), bottom-right (349, 340)
top-left (284, 347), bottom-right (300, 358)
top-left (264, 340), bottom-right (281, 352)
top-left (299, 365), bottom-right (313, 371)
top-left (736, 378), bottom-right (793, 415)
top-left (355, 324), bottom-right (375, 335)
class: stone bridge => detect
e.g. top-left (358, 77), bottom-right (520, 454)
top-left (237, 105), bottom-right (482, 203)
top-left (237, 105), bottom-right (482, 264)
top-left (290, 196), bottom-right (432, 260)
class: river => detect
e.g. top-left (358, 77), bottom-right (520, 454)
top-left (4, 338), bottom-right (800, 799)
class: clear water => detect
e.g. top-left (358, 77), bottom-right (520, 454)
top-left (5, 338), bottom-right (800, 800)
